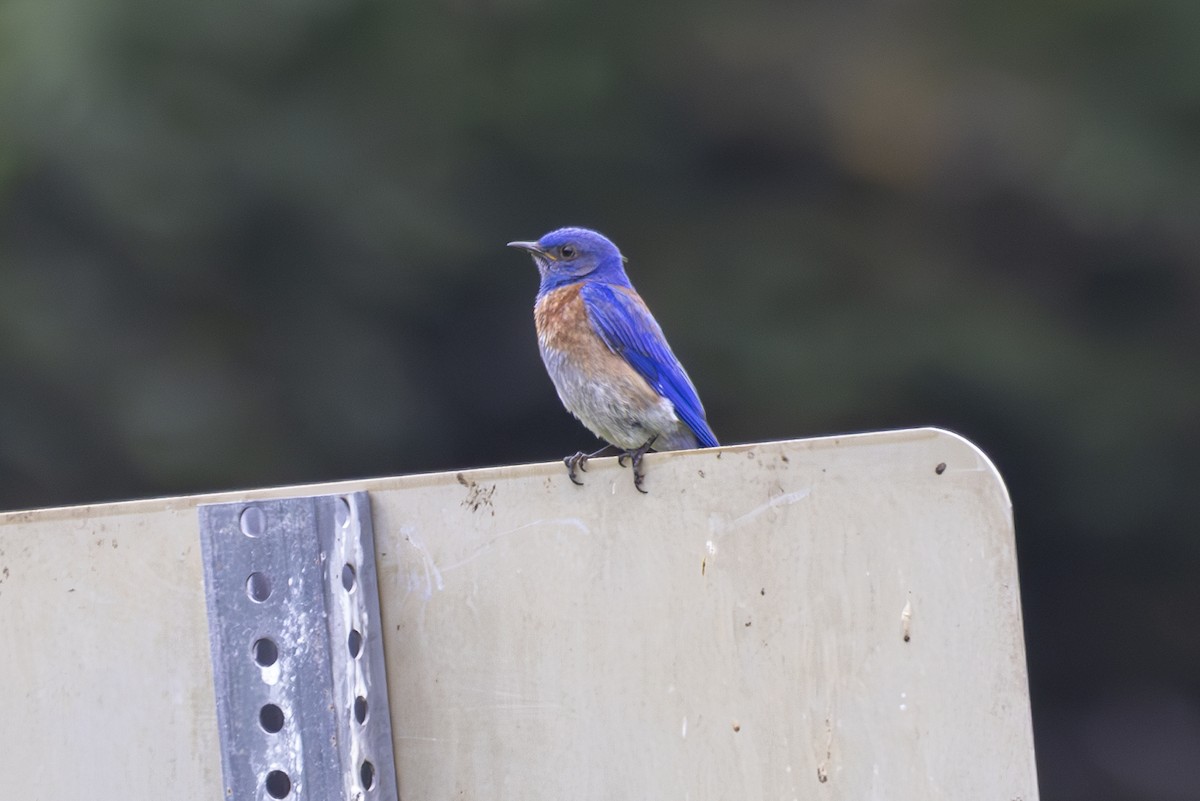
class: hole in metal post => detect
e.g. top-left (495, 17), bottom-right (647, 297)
top-left (246, 572), bottom-right (272, 603)
top-left (360, 760), bottom-right (376, 791)
top-left (348, 629), bottom-right (363, 659)
top-left (336, 497), bottom-right (351, 528)
top-left (252, 638), bottom-right (278, 667)
top-left (240, 506), bottom-right (266, 537)
top-left (265, 770), bottom-right (291, 798)
top-left (354, 695), bottom-right (368, 724)
top-left (259, 703), bottom-right (285, 733)
top-left (341, 563), bottom-right (357, 593)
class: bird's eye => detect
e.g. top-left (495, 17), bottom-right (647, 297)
top-left (558, 245), bottom-right (576, 259)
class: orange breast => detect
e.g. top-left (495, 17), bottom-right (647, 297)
top-left (536, 284), bottom-right (597, 353)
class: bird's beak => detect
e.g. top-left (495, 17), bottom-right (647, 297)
top-left (507, 240), bottom-right (544, 254)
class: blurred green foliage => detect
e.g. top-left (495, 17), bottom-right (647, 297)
top-left (2, 0), bottom-right (1199, 797)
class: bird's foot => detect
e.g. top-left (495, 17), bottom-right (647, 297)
top-left (564, 452), bottom-right (587, 485)
top-left (619, 435), bottom-right (659, 494)
top-left (564, 444), bottom-right (621, 486)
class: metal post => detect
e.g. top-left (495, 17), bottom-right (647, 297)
top-left (199, 492), bottom-right (398, 800)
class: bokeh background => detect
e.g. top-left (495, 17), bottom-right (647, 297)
top-left (3, 0), bottom-right (1198, 797)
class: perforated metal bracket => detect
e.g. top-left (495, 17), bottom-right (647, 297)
top-left (199, 492), bottom-right (399, 801)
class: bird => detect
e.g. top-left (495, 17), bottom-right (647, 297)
top-left (507, 227), bottom-right (718, 493)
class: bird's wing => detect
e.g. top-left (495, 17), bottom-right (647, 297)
top-left (579, 282), bottom-right (718, 448)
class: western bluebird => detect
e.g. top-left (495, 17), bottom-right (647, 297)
top-left (508, 227), bottom-right (718, 492)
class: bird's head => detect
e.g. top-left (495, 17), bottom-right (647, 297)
top-left (508, 227), bottom-right (631, 294)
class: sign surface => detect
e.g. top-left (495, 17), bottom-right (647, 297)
top-left (0, 429), bottom-right (1037, 800)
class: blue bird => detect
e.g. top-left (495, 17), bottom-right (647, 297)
top-left (508, 227), bottom-right (718, 492)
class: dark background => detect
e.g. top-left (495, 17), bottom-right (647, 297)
top-left (2, 1), bottom-right (1197, 797)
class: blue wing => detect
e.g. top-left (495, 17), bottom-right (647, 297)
top-left (580, 282), bottom-right (719, 448)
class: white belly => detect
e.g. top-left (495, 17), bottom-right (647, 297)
top-left (539, 345), bottom-right (697, 451)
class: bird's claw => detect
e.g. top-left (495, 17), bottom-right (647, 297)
top-left (621, 435), bottom-right (658, 494)
top-left (564, 451), bottom-right (589, 486)
top-left (563, 444), bottom-right (620, 487)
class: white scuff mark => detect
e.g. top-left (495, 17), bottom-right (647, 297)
top-left (901, 596), bottom-right (913, 642)
top-left (456, 686), bottom-right (528, 700)
top-left (681, 716), bottom-right (688, 739)
top-left (402, 527), bottom-right (444, 599)
top-left (718, 489), bottom-right (811, 535)
top-left (701, 540), bottom-right (717, 575)
top-left (463, 702), bottom-right (563, 712)
top-left (439, 518), bottom-right (591, 573)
